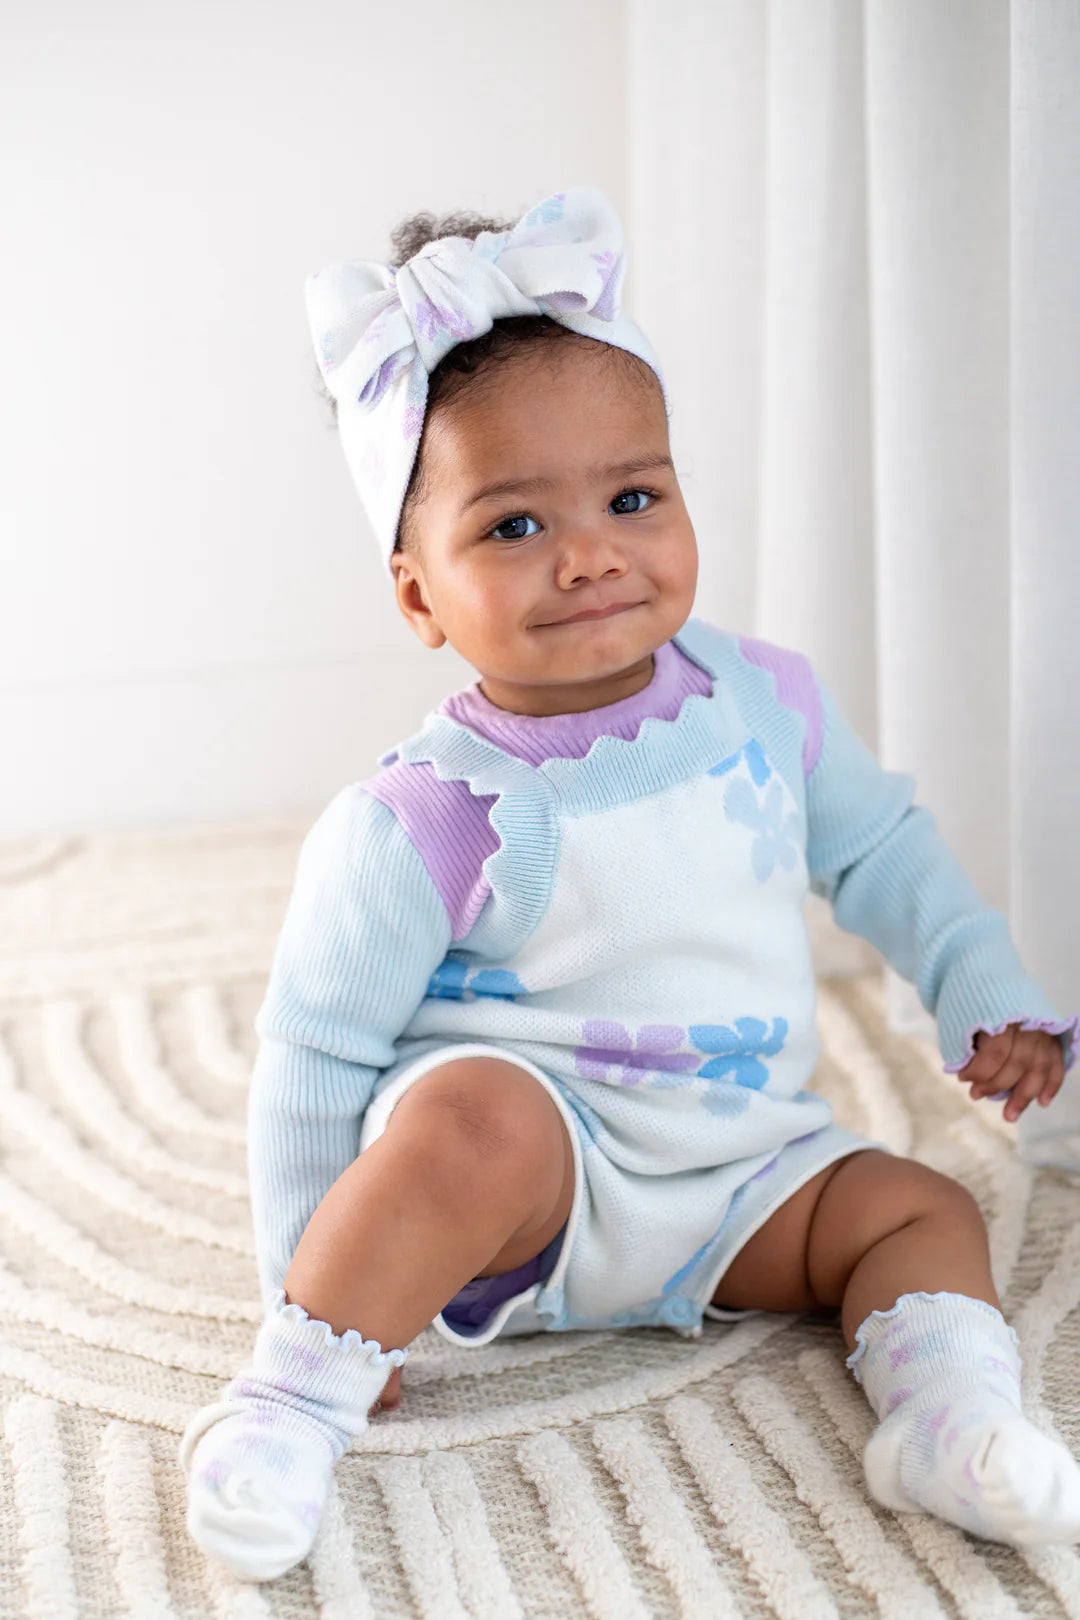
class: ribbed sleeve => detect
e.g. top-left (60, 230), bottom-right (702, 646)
top-left (806, 680), bottom-right (1077, 1074)
top-left (247, 787), bottom-right (451, 1310)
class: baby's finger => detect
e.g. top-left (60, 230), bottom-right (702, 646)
top-left (971, 1029), bottom-right (1038, 1100)
top-left (1038, 1047), bottom-right (1066, 1107)
top-left (959, 1027), bottom-right (1017, 1089)
top-left (1002, 1062), bottom-right (1047, 1122)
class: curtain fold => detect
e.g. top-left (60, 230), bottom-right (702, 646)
top-left (627, 0), bottom-right (1080, 1164)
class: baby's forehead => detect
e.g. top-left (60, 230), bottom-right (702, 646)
top-left (427, 347), bottom-right (666, 461)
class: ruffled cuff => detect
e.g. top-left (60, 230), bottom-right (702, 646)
top-left (268, 1286), bottom-right (408, 1368)
top-left (940, 1014), bottom-right (1079, 1075)
top-left (934, 961), bottom-right (1079, 1075)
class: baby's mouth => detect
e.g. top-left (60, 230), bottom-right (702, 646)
top-left (533, 600), bottom-right (644, 628)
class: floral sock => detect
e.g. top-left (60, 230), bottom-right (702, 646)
top-left (849, 1290), bottom-right (1080, 1547)
top-left (178, 1288), bottom-right (407, 1582)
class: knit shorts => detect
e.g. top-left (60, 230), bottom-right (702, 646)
top-left (359, 1041), bottom-right (881, 1348)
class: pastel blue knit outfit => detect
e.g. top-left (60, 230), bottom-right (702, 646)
top-left (247, 619), bottom-right (1076, 1347)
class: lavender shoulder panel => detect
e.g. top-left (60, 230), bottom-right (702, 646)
top-left (736, 636), bottom-right (824, 775)
top-left (363, 762), bottom-right (499, 942)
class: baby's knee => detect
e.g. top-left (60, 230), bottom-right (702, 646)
top-left (873, 1157), bottom-right (985, 1235)
top-left (808, 1151), bottom-right (986, 1301)
top-left (388, 1058), bottom-right (568, 1181)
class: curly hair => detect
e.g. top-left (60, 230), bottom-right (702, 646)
top-left (312, 208), bottom-right (653, 551)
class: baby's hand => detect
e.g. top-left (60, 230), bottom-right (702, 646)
top-left (957, 1024), bottom-right (1065, 1122)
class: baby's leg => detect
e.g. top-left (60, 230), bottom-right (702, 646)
top-left (713, 1150), bottom-right (1080, 1546)
top-left (181, 1058), bottom-right (575, 1581)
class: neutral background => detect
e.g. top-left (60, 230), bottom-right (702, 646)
top-left (1, 0), bottom-right (626, 835)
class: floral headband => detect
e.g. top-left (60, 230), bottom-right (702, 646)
top-left (304, 186), bottom-right (664, 571)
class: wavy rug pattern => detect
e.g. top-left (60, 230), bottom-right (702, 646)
top-left (1, 819), bottom-right (1080, 1618)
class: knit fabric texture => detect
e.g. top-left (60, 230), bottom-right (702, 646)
top-left (178, 1287), bottom-right (407, 1581)
top-left (247, 617), bottom-right (1077, 1333)
top-left (849, 1290), bottom-right (1080, 1546)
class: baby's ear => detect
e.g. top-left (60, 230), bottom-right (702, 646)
top-left (390, 552), bottom-right (446, 649)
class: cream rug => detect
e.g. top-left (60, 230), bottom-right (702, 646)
top-left (2, 819), bottom-right (1080, 1620)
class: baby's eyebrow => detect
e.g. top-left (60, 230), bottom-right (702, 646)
top-left (458, 455), bottom-right (674, 515)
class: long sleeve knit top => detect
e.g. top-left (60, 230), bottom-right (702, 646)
top-left (246, 619), bottom-right (1077, 1326)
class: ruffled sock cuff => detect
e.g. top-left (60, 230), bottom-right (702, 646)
top-left (227, 1288), bottom-right (409, 1439)
top-left (845, 1289), bottom-right (1021, 1422)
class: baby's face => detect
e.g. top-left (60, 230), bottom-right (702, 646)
top-left (391, 343), bottom-right (699, 712)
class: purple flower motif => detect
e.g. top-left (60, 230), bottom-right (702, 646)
top-left (926, 1404), bottom-right (951, 1443)
top-left (574, 1022), bottom-right (700, 1086)
top-left (198, 1457), bottom-right (230, 1490)
top-left (590, 250), bottom-right (623, 321)
top-left (412, 296), bottom-right (475, 347)
top-left (290, 1344), bottom-right (329, 1376)
top-left (358, 352), bottom-right (407, 408)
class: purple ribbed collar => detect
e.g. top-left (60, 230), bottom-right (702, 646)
top-left (439, 639), bottom-right (714, 767)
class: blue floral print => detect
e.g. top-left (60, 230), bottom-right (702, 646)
top-left (426, 960), bottom-right (525, 1001)
top-left (523, 193), bottom-right (566, 227)
top-left (724, 776), bottom-right (801, 882)
top-left (689, 1017), bottom-right (789, 1093)
top-left (708, 737), bottom-right (772, 787)
top-left (572, 1017), bottom-right (789, 1107)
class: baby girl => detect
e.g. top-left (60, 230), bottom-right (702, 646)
top-left (178, 187), bottom-right (1080, 1583)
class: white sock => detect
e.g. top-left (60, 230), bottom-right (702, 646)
top-left (849, 1290), bottom-right (1080, 1547)
top-left (178, 1288), bottom-right (406, 1581)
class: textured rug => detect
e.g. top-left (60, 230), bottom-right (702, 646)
top-left (2, 820), bottom-right (1080, 1620)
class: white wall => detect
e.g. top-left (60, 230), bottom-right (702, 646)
top-left (1, 0), bottom-right (627, 836)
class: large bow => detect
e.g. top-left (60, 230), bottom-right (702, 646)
top-left (306, 188), bottom-right (630, 411)
top-left (303, 187), bottom-right (662, 570)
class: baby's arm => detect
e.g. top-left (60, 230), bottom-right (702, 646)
top-left (246, 786), bottom-right (451, 1313)
top-left (804, 680), bottom-right (1077, 1109)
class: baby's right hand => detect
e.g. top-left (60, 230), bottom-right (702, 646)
top-left (372, 1366), bottom-right (402, 1415)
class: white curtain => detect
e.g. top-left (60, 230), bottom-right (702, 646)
top-left (627, 0), bottom-right (1080, 1165)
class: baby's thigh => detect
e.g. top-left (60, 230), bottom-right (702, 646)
top-left (710, 1156), bottom-right (857, 1313)
top-left (711, 1149), bottom-right (976, 1312)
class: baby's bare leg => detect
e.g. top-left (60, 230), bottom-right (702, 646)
top-left (713, 1149), bottom-right (1080, 1548)
top-left (711, 1148), bottom-right (997, 1345)
top-left (180, 1058), bottom-right (574, 1582)
top-left (283, 1057), bottom-right (576, 1350)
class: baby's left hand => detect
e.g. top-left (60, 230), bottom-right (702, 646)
top-left (957, 1024), bottom-right (1065, 1122)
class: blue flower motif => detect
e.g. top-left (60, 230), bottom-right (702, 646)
top-left (522, 193), bottom-right (566, 227)
top-left (662, 1232), bottom-right (719, 1295)
top-left (689, 1017), bottom-right (789, 1096)
top-left (426, 960), bottom-right (525, 1001)
top-left (708, 738), bottom-right (771, 787)
top-left (724, 776), bottom-right (801, 881)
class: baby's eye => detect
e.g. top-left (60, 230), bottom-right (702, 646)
top-left (610, 488), bottom-right (654, 515)
top-left (490, 513), bottom-right (541, 541)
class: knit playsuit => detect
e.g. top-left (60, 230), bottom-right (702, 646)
top-left (247, 618), bottom-right (1076, 1346)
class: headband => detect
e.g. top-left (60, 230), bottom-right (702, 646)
top-left (304, 186), bottom-right (664, 571)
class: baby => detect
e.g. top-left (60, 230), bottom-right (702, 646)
top-left (179, 188), bottom-right (1080, 1583)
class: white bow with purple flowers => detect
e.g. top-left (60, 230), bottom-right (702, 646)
top-left (304, 187), bottom-right (664, 570)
